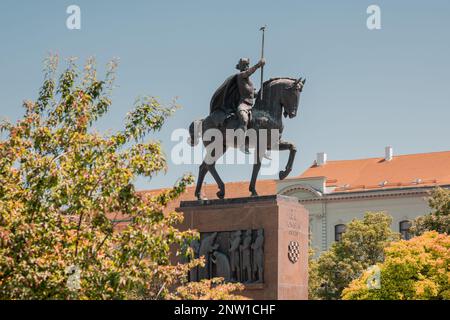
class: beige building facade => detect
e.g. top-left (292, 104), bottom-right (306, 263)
top-left (277, 148), bottom-right (450, 254)
top-left (139, 148), bottom-right (450, 255)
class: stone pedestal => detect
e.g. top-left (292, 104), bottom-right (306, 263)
top-left (176, 195), bottom-right (309, 300)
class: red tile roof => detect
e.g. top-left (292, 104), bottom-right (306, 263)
top-left (111, 150), bottom-right (450, 227)
top-left (298, 150), bottom-right (450, 192)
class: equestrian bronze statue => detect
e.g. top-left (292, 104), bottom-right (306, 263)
top-left (188, 55), bottom-right (306, 200)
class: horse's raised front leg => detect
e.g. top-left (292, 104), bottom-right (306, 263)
top-left (195, 161), bottom-right (208, 200)
top-left (207, 163), bottom-right (226, 199)
top-left (278, 140), bottom-right (297, 180)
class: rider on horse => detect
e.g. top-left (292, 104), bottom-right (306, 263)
top-left (209, 57), bottom-right (265, 153)
top-left (235, 57), bottom-right (265, 132)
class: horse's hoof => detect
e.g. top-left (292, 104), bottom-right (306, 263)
top-left (250, 191), bottom-right (258, 197)
top-left (279, 169), bottom-right (291, 180)
top-left (195, 193), bottom-right (207, 201)
top-left (216, 190), bottom-right (225, 199)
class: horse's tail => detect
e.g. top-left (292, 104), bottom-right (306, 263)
top-left (188, 119), bottom-right (202, 146)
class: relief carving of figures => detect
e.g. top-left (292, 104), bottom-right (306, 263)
top-left (228, 230), bottom-right (242, 282)
top-left (193, 229), bottom-right (264, 284)
top-left (241, 229), bottom-right (253, 283)
top-left (251, 228), bottom-right (264, 283)
top-left (211, 250), bottom-right (231, 282)
top-left (198, 232), bottom-right (219, 280)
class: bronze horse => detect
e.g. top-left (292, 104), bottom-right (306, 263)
top-left (189, 77), bottom-right (306, 200)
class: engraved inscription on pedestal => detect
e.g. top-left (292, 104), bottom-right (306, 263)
top-left (287, 209), bottom-right (302, 237)
top-left (189, 229), bottom-right (264, 284)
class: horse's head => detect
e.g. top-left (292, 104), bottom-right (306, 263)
top-left (282, 77), bottom-right (306, 119)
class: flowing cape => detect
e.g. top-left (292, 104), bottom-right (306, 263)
top-left (209, 74), bottom-right (241, 126)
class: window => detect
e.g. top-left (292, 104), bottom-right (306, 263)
top-left (399, 220), bottom-right (412, 240)
top-left (335, 224), bottom-right (346, 242)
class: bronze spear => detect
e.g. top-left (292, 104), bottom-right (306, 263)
top-left (259, 25), bottom-right (267, 101)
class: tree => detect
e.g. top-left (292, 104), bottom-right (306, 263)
top-left (411, 188), bottom-right (450, 236)
top-left (309, 212), bottom-right (399, 300)
top-left (168, 278), bottom-right (246, 300)
top-left (0, 56), bottom-right (241, 299)
top-left (342, 231), bottom-right (450, 300)
top-left (308, 248), bottom-right (322, 300)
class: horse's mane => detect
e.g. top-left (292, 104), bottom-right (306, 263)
top-left (262, 77), bottom-right (297, 87)
top-left (254, 77), bottom-right (296, 107)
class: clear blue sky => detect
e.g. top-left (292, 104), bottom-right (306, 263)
top-left (1, 1), bottom-right (449, 191)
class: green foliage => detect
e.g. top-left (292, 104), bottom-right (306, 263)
top-left (342, 231), bottom-right (450, 300)
top-left (0, 56), bottom-right (240, 300)
top-left (309, 212), bottom-right (399, 300)
top-left (308, 248), bottom-right (322, 300)
top-left (411, 188), bottom-right (450, 236)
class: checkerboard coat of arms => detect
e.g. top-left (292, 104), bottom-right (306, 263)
top-left (288, 241), bottom-right (300, 263)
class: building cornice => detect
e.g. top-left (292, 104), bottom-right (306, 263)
top-left (280, 184), bottom-right (450, 204)
top-left (278, 184), bottom-right (323, 198)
